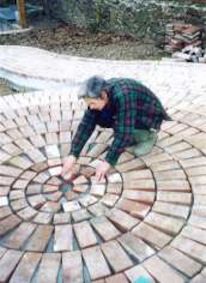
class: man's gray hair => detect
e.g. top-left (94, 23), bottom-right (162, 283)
top-left (79, 76), bottom-right (106, 98)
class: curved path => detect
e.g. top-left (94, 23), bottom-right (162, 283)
top-left (0, 46), bottom-right (206, 282)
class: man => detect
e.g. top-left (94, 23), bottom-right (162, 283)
top-left (61, 76), bottom-right (171, 181)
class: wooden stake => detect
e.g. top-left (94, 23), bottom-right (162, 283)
top-left (16, 0), bottom-right (27, 28)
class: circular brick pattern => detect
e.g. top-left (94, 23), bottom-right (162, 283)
top-left (0, 50), bottom-right (206, 282)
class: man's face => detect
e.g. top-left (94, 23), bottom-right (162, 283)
top-left (84, 96), bottom-right (107, 111)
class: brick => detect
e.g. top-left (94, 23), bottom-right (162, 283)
top-left (25, 225), bottom-right (53, 252)
top-left (107, 173), bottom-right (122, 183)
top-left (150, 160), bottom-right (180, 172)
top-left (47, 176), bottom-right (62, 186)
top-left (4, 222), bottom-right (37, 249)
top-left (180, 157), bottom-right (206, 168)
top-left (171, 236), bottom-right (206, 264)
top-left (90, 184), bottom-right (106, 197)
top-left (74, 221), bottom-right (98, 248)
top-left (122, 190), bottom-right (155, 204)
top-left (190, 175), bottom-right (206, 186)
top-left (154, 169), bottom-right (186, 180)
top-left (132, 222), bottom-right (172, 249)
top-left (101, 240), bottom-right (133, 272)
top-left (45, 191), bottom-right (62, 202)
top-left (45, 144), bottom-right (60, 158)
top-left (0, 214), bottom-right (22, 236)
top-left (157, 192), bottom-right (192, 205)
top-left (159, 246), bottom-right (202, 277)
top-left (122, 169), bottom-right (152, 181)
top-left (2, 143), bottom-right (22, 155)
top-left (53, 213), bottom-right (71, 224)
top-left (20, 170), bottom-right (36, 180)
top-left (153, 201), bottom-right (190, 219)
top-left (145, 212), bottom-right (184, 235)
top-left (91, 216), bottom-right (120, 241)
top-left (33, 212), bottom-right (53, 224)
top-left (186, 166), bottom-right (206, 176)
top-left (41, 201), bottom-right (61, 213)
top-left (174, 148), bottom-right (201, 160)
top-left (0, 176), bottom-right (15, 186)
top-left (143, 255), bottom-right (185, 283)
top-left (9, 155), bottom-right (33, 170)
top-left (79, 195), bottom-right (98, 207)
top-left (29, 134), bottom-right (46, 147)
top-left (101, 194), bottom-right (119, 207)
top-left (181, 225), bottom-right (206, 245)
top-left (62, 251), bottom-right (83, 283)
top-left (73, 184), bottom-right (88, 193)
top-left (0, 165), bottom-right (22, 177)
top-left (142, 153), bottom-right (172, 166)
top-left (27, 184), bottom-right (42, 195)
top-left (118, 232), bottom-right (155, 262)
top-left (156, 180), bottom-right (190, 192)
top-left (14, 138), bottom-right (34, 151)
top-left (63, 201), bottom-right (81, 212)
top-left (0, 186), bottom-right (10, 197)
top-left (43, 184), bottom-right (59, 193)
top-left (115, 158), bottom-right (145, 172)
top-left (72, 175), bottom-right (88, 185)
top-left (0, 196), bottom-right (8, 207)
top-left (72, 209), bottom-right (91, 222)
top-left (87, 143), bottom-right (108, 158)
top-left (28, 194), bottom-right (46, 209)
top-left (33, 172), bottom-right (50, 184)
top-left (82, 246), bottom-right (111, 280)
top-left (17, 206), bottom-right (37, 220)
top-left (117, 198), bottom-right (150, 219)
top-left (125, 265), bottom-right (155, 283)
top-left (106, 183), bottom-right (122, 195)
top-left (37, 253), bottom-right (61, 283)
top-left (0, 206), bottom-right (12, 220)
top-left (26, 148), bottom-right (46, 163)
top-left (54, 224), bottom-right (73, 251)
top-left (124, 179), bottom-right (155, 191)
top-left (189, 215), bottom-right (206, 230)
top-left (48, 166), bottom-right (62, 176)
top-left (105, 274), bottom-right (129, 283)
top-left (88, 202), bottom-right (110, 217)
top-left (0, 250), bottom-right (23, 283)
top-left (107, 208), bottom-right (139, 232)
top-left (10, 252), bottom-right (42, 283)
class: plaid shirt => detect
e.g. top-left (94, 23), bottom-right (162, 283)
top-left (70, 78), bottom-right (171, 166)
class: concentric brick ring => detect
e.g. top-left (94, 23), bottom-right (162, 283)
top-left (1, 71), bottom-right (206, 281)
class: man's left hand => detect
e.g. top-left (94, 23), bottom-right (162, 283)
top-left (95, 160), bottom-right (111, 182)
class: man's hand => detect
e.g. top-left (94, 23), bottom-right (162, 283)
top-left (95, 160), bottom-right (111, 182)
top-left (61, 155), bottom-right (76, 180)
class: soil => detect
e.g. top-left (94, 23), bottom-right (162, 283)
top-left (0, 13), bottom-right (167, 96)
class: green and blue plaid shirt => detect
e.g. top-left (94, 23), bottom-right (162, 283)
top-left (70, 78), bottom-right (171, 166)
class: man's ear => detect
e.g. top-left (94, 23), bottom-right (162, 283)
top-left (101, 91), bottom-right (108, 101)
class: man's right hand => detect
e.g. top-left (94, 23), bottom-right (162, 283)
top-left (61, 155), bottom-right (77, 180)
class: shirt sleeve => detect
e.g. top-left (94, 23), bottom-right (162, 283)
top-left (105, 92), bottom-right (136, 166)
top-left (70, 109), bottom-right (96, 158)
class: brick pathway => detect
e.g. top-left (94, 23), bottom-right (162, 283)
top-left (0, 46), bottom-right (206, 282)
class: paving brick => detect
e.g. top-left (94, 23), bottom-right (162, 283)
top-left (132, 222), bottom-right (172, 249)
top-left (152, 201), bottom-right (190, 219)
top-left (54, 224), bottom-right (73, 251)
top-left (9, 156), bottom-right (34, 169)
top-left (4, 222), bottom-right (37, 249)
top-left (156, 180), bottom-right (190, 192)
top-left (33, 172), bottom-right (50, 184)
top-left (88, 202), bottom-right (110, 217)
top-left (188, 215), bottom-right (206, 230)
top-left (0, 250), bottom-right (23, 283)
top-left (16, 205), bottom-right (37, 219)
top-left (27, 184), bottom-right (42, 195)
top-left (106, 183), bottom-right (122, 195)
top-left (63, 200), bottom-right (81, 212)
top-left (62, 251), bottom-right (83, 283)
top-left (74, 221), bottom-right (98, 248)
top-left (37, 253), bottom-right (61, 283)
top-left (122, 190), bottom-right (155, 204)
top-left (107, 208), bottom-right (139, 232)
top-left (159, 246), bottom-right (202, 278)
top-left (0, 165), bottom-right (22, 177)
top-left (118, 232), bottom-right (155, 262)
top-left (101, 194), bottom-right (119, 207)
top-left (42, 184), bottom-right (59, 193)
top-left (91, 216), bottom-right (120, 241)
top-left (186, 166), bottom-right (206, 177)
top-left (0, 196), bottom-right (8, 207)
top-left (0, 186), bottom-right (10, 197)
top-left (20, 170), bottom-right (37, 180)
top-left (115, 158), bottom-right (145, 172)
top-left (0, 206), bottom-right (12, 220)
top-left (105, 274), bottom-right (129, 283)
top-left (154, 169), bottom-right (186, 180)
top-left (82, 246), bottom-right (111, 280)
top-left (181, 225), bottom-right (206, 245)
top-left (79, 195), bottom-right (98, 207)
top-left (10, 252), bottom-right (42, 283)
top-left (45, 191), bottom-right (62, 202)
top-left (33, 211), bottom-right (53, 224)
top-left (2, 143), bottom-right (22, 156)
top-left (150, 160), bottom-right (180, 172)
top-left (90, 184), bottom-right (106, 197)
top-left (25, 225), bottom-right (53, 252)
top-left (117, 198), bottom-right (150, 219)
top-left (41, 201), bottom-right (61, 213)
top-left (145, 212), bottom-right (184, 235)
top-left (101, 240), bottom-right (133, 272)
top-left (143, 255), bottom-right (185, 283)
top-left (0, 176), bottom-right (15, 186)
top-left (0, 214), bottom-right (22, 236)
top-left (123, 179), bottom-right (155, 191)
top-left (125, 265), bottom-right (155, 283)
top-left (28, 194), bottom-right (46, 209)
top-left (122, 169), bottom-right (152, 181)
top-left (73, 184), bottom-right (88, 193)
top-left (72, 209), bottom-right (91, 222)
top-left (157, 191), bottom-right (192, 205)
top-left (171, 236), bottom-right (206, 264)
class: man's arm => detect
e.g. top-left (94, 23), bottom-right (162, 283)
top-left (105, 93), bottom-right (136, 166)
top-left (70, 109), bottom-right (97, 158)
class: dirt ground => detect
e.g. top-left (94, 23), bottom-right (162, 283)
top-left (0, 14), bottom-right (166, 96)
